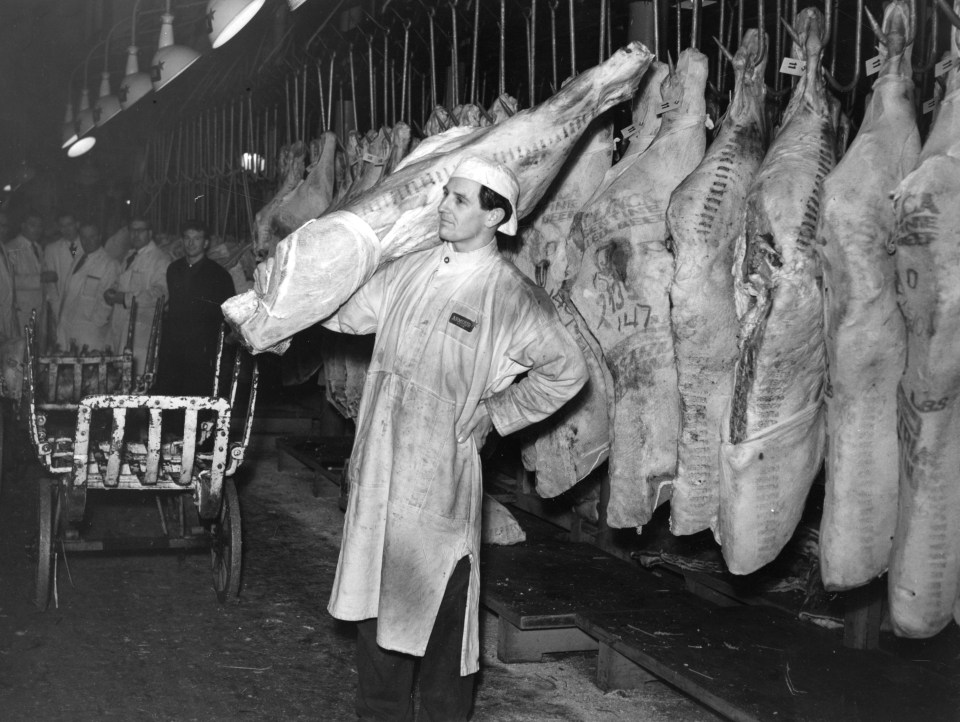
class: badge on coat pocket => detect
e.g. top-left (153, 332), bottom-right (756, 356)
top-left (448, 312), bottom-right (475, 332)
top-left (442, 300), bottom-right (481, 349)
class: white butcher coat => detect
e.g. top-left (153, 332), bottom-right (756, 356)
top-left (108, 241), bottom-right (170, 376)
top-left (57, 248), bottom-right (121, 352)
top-left (44, 236), bottom-right (78, 327)
top-left (323, 240), bottom-right (587, 675)
top-left (5, 235), bottom-right (45, 326)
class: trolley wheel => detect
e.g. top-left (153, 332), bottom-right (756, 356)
top-left (211, 479), bottom-right (241, 603)
top-left (35, 478), bottom-right (56, 610)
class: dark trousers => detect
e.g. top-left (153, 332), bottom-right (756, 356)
top-left (356, 556), bottom-right (475, 721)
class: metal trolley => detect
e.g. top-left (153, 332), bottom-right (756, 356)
top-left (25, 315), bottom-right (258, 610)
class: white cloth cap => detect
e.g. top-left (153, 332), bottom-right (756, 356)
top-left (449, 156), bottom-right (520, 235)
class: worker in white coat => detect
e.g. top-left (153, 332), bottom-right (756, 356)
top-left (5, 212), bottom-right (52, 334)
top-left (44, 212), bottom-right (81, 331)
top-left (104, 218), bottom-right (170, 379)
top-left (322, 156), bottom-right (588, 721)
top-left (57, 223), bottom-right (120, 352)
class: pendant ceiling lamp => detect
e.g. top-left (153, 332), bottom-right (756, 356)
top-left (287, 0), bottom-right (310, 9)
top-left (118, 1), bottom-right (155, 109)
top-left (68, 88), bottom-right (98, 158)
top-left (151, 2), bottom-right (201, 92)
top-left (94, 71), bottom-right (122, 127)
top-left (207, 0), bottom-right (266, 48)
top-left (119, 44), bottom-right (154, 109)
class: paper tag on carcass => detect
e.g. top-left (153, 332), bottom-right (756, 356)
top-left (935, 57), bottom-right (955, 77)
top-left (922, 98), bottom-right (938, 114)
top-left (780, 58), bottom-right (806, 75)
top-left (865, 56), bottom-right (882, 75)
top-left (621, 123), bottom-right (640, 140)
top-left (657, 99), bottom-right (680, 115)
top-left (361, 153), bottom-right (385, 166)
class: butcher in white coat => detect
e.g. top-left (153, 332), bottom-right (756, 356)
top-left (57, 223), bottom-right (120, 352)
top-left (323, 156), bottom-right (587, 720)
top-left (104, 218), bottom-right (170, 379)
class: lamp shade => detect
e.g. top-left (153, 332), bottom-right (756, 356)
top-left (69, 87), bottom-right (97, 157)
top-left (287, 0), bottom-right (310, 8)
top-left (151, 13), bottom-right (200, 91)
top-left (94, 71), bottom-right (122, 127)
top-left (119, 45), bottom-right (153, 109)
top-left (207, 0), bottom-right (266, 48)
top-left (74, 88), bottom-right (96, 139)
top-left (61, 102), bottom-right (78, 149)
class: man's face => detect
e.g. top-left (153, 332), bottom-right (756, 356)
top-left (182, 229), bottom-right (208, 263)
top-left (438, 177), bottom-right (491, 245)
top-left (58, 216), bottom-right (78, 241)
top-left (21, 216), bottom-right (43, 242)
top-left (79, 225), bottom-right (100, 254)
top-left (128, 221), bottom-right (151, 250)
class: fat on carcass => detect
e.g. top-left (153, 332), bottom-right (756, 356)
top-left (224, 42), bottom-right (655, 353)
top-left (666, 29), bottom-right (769, 537)
top-left (568, 48), bottom-right (709, 529)
top-left (510, 121), bottom-right (615, 495)
top-left (888, 22), bottom-right (960, 638)
top-left (816, 0), bottom-right (919, 591)
top-left (718, 8), bottom-right (836, 575)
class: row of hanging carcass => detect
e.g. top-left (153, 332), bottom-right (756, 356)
top-left (517, 1), bottom-right (957, 641)
top-left (224, 1), bottom-right (959, 639)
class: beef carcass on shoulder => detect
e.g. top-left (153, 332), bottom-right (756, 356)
top-left (224, 43), bottom-right (655, 353)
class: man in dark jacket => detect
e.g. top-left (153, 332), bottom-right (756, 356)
top-left (157, 220), bottom-right (235, 396)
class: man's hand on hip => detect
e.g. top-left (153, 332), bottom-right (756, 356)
top-left (457, 400), bottom-right (494, 448)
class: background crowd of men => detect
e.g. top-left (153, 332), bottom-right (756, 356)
top-left (0, 209), bottom-right (247, 397)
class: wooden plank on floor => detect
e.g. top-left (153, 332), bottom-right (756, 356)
top-left (479, 541), bottom-right (689, 631)
top-left (575, 605), bottom-right (960, 722)
top-left (496, 617), bottom-right (598, 663)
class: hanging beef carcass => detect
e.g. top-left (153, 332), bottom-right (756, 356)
top-left (224, 42), bottom-right (656, 353)
top-left (888, 20), bottom-right (960, 638)
top-left (665, 29), bottom-right (769, 537)
top-left (340, 127), bottom-right (393, 205)
top-left (253, 141), bottom-right (306, 255)
top-left (511, 120), bottom-right (615, 495)
top-left (568, 48), bottom-right (709, 529)
top-left (384, 122), bottom-right (412, 175)
top-left (517, 64), bottom-right (667, 494)
top-left (816, 0), bottom-right (919, 591)
top-left (718, 7), bottom-right (837, 575)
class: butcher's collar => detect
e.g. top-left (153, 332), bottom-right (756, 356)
top-left (437, 239), bottom-right (498, 272)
